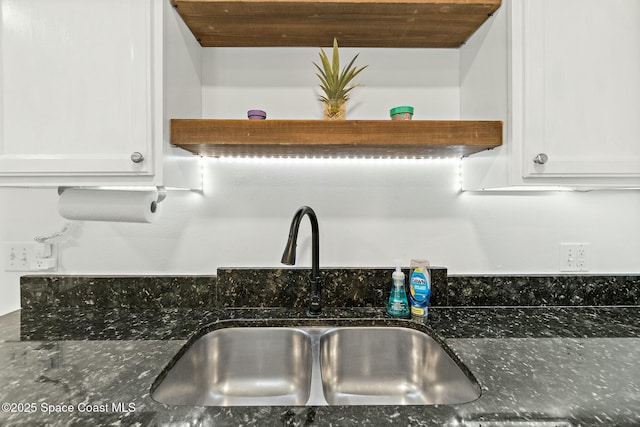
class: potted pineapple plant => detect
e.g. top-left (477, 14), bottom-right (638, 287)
top-left (313, 38), bottom-right (368, 120)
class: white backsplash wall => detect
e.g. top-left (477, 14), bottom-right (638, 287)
top-left (1, 160), bottom-right (640, 315)
top-left (200, 47), bottom-right (461, 120)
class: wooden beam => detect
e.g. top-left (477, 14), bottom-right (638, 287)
top-left (171, 0), bottom-right (502, 48)
top-left (171, 119), bottom-right (503, 158)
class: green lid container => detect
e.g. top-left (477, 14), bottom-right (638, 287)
top-left (390, 106), bottom-right (414, 120)
top-left (390, 106), bottom-right (414, 115)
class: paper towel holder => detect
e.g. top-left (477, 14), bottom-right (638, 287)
top-left (57, 186), bottom-right (167, 205)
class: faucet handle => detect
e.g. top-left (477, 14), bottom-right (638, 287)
top-left (308, 277), bottom-right (322, 317)
top-left (308, 294), bottom-right (322, 317)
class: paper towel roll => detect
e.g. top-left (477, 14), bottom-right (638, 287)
top-left (58, 189), bottom-right (160, 223)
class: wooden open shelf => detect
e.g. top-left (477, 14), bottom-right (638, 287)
top-left (171, 119), bottom-right (503, 158)
top-left (170, 0), bottom-right (502, 48)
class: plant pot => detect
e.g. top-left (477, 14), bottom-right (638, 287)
top-left (323, 102), bottom-right (346, 120)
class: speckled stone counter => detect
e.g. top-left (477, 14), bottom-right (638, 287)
top-left (2, 271), bottom-right (640, 426)
top-left (20, 270), bottom-right (640, 309)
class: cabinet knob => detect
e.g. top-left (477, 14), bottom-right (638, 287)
top-left (533, 153), bottom-right (548, 165)
top-left (131, 152), bottom-right (145, 164)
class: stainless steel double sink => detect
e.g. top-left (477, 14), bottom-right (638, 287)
top-left (151, 319), bottom-right (480, 407)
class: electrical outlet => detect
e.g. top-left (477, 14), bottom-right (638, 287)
top-left (560, 243), bottom-right (590, 272)
top-left (31, 257), bottom-right (57, 270)
top-left (4, 242), bottom-right (57, 272)
top-left (34, 242), bottom-right (52, 258)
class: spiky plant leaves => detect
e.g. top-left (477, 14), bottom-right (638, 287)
top-left (313, 38), bottom-right (367, 113)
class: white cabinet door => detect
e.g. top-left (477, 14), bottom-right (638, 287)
top-left (521, 0), bottom-right (640, 178)
top-left (0, 0), bottom-right (158, 185)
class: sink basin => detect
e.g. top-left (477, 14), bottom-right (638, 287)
top-left (151, 327), bottom-right (312, 406)
top-left (320, 327), bottom-right (481, 405)
top-left (151, 320), bottom-right (480, 406)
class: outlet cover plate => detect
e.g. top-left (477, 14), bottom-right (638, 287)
top-left (560, 243), bottom-right (589, 272)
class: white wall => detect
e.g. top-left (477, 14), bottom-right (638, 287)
top-left (1, 47), bottom-right (639, 315)
top-left (200, 47), bottom-right (461, 120)
top-left (1, 161), bottom-right (639, 314)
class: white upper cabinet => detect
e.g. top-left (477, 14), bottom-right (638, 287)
top-left (0, 0), bottom-right (199, 187)
top-left (462, 0), bottom-right (640, 189)
top-left (522, 0), bottom-right (640, 179)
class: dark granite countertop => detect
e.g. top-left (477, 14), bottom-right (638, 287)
top-left (1, 306), bottom-right (639, 426)
top-left (2, 271), bottom-right (639, 426)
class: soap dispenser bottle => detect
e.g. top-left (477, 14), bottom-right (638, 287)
top-left (387, 265), bottom-right (410, 318)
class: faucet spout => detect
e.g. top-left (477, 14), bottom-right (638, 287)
top-left (281, 206), bottom-right (321, 316)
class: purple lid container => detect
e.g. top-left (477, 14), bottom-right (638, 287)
top-left (247, 109), bottom-right (267, 120)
